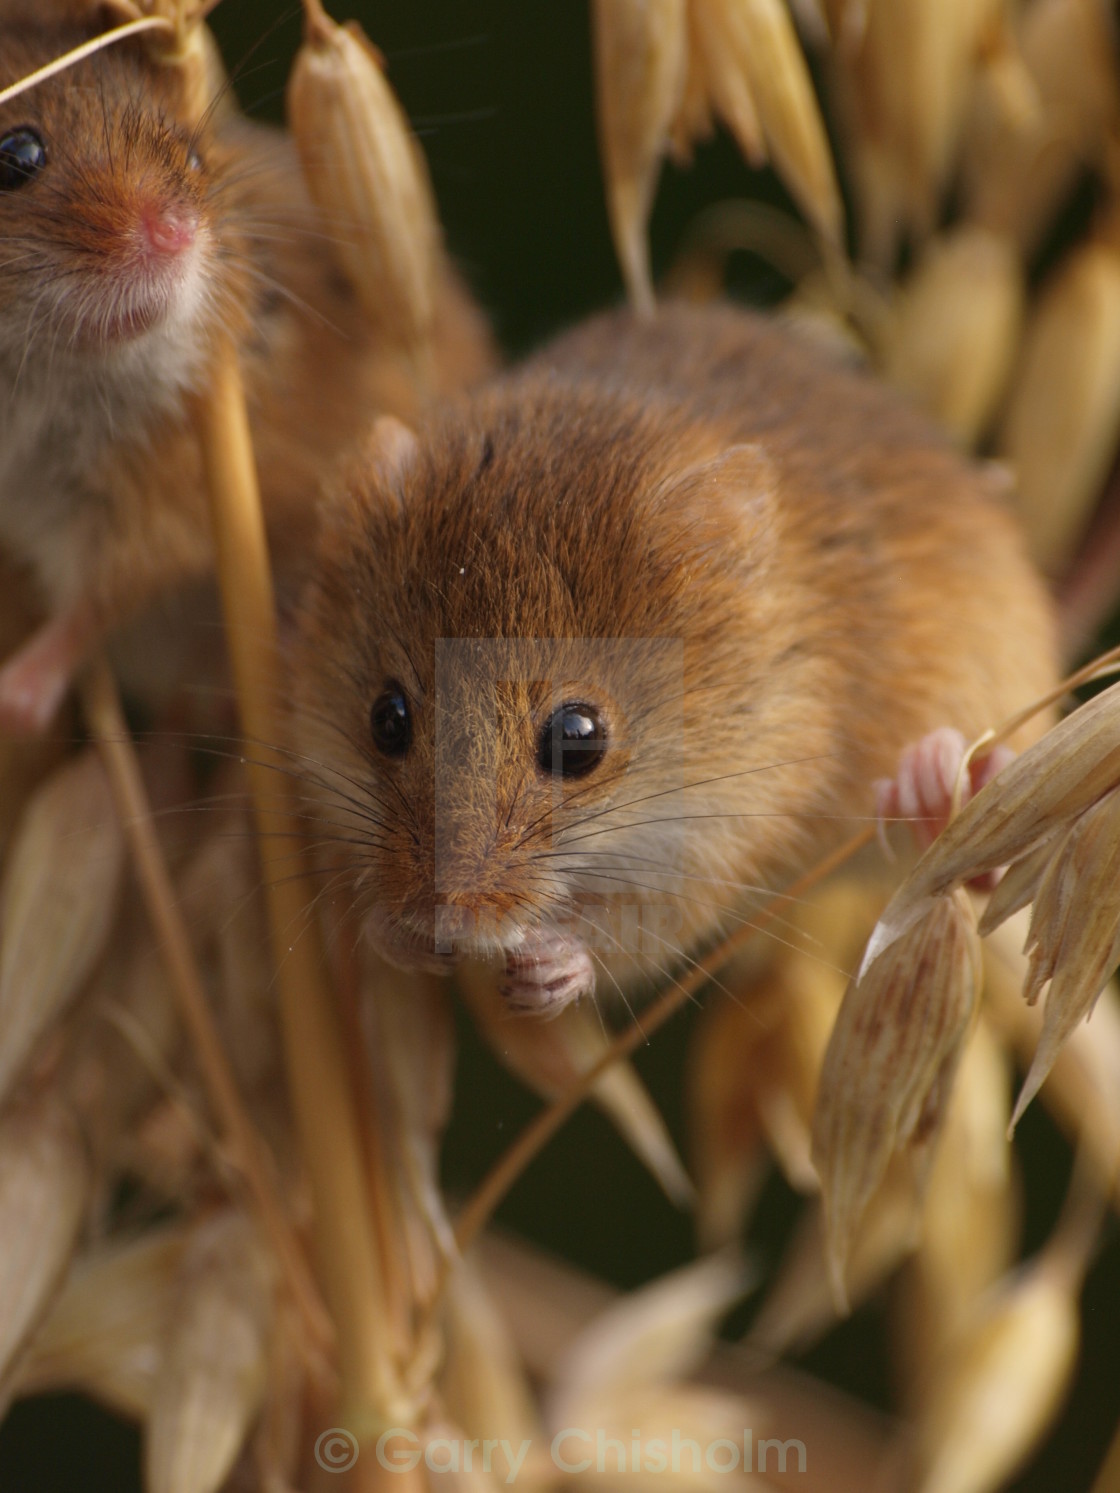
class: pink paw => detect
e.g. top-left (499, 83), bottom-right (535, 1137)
top-left (500, 928), bottom-right (595, 1017)
top-left (876, 727), bottom-right (1013, 854)
top-left (0, 641), bottom-right (73, 735)
top-left (0, 606), bottom-right (92, 736)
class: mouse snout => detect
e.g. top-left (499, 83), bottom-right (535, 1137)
top-left (138, 201), bottom-right (198, 259)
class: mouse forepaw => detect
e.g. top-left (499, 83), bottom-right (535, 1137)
top-left (501, 929), bottom-right (596, 1017)
top-left (876, 727), bottom-right (1014, 855)
top-left (0, 611), bottom-right (89, 736)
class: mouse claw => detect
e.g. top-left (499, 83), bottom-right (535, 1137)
top-left (501, 929), bottom-right (596, 1018)
top-left (879, 727), bottom-right (1015, 878)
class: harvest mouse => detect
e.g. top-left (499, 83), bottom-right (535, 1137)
top-left (0, 2), bottom-right (493, 731)
top-left (289, 302), bottom-right (1058, 1012)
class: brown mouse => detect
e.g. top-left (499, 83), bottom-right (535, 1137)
top-left (0, 2), bottom-right (494, 731)
top-left (288, 301), bottom-right (1058, 1011)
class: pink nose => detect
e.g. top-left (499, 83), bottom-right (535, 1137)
top-left (140, 206), bottom-right (196, 257)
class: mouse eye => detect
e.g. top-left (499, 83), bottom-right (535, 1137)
top-left (0, 127), bottom-right (47, 191)
top-left (370, 683), bottom-right (411, 758)
top-left (538, 702), bottom-right (608, 780)
top-left (186, 146), bottom-right (204, 174)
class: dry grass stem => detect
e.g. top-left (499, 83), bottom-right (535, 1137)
top-left (196, 338), bottom-right (389, 1427)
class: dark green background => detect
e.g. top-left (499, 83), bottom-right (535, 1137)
top-left (1, 3), bottom-right (1117, 1490)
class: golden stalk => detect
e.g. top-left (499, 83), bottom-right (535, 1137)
top-left (0, 17), bottom-right (174, 110)
top-left (196, 341), bottom-right (392, 1427)
top-left (80, 656), bottom-right (332, 1369)
top-left (451, 823), bottom-right (876, 1257)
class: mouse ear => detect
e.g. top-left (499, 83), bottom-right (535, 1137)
top-left (366, 414), bottom-right (420, 491)
top-left (651, 441), bottom-right (780, 573)
top-left (356, 414), bottom-right (420, 514)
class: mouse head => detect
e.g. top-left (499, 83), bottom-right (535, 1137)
top-left (0, 8), bottom-right (238, 368)
top-left (288, 383), bottom-right (813, 995)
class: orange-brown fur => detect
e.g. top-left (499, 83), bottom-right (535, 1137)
top-left (290, 302), bottom-right (1058, 992)
top-left (0, 5), bottom-right (495, 711)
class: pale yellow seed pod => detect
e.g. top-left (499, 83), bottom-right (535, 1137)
top-left (288, 0), bottom-right (441, 355)
top-left (998, 239), bottom-right (1120, 573)
top-left (15, 1227), bottom-right (186, 1419)
top-left (591, 0), bottom-right (688, 314)
top-left (0, 1095), bottom-right (90, 1388)
top-left (882, 226), bottom-right (1024, 446)
top-left (0, 751), bottom-right (125, 1109)
top-left (910, 1193), bottom-right (1095, 1493)
top-left (145, 1210), bottom-right (273, 1493)
top-left (546, 1252), bottom-right (750, 1431)
top-left (750, 1167), bottom-right (923, 1352)
top-left (812, 889), bottom-right (982, 1305)
top-left (896, 1016), bottom-right (1019, 1399)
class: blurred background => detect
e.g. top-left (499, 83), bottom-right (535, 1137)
top-left (0, 2), bottom-right (1117, 1489)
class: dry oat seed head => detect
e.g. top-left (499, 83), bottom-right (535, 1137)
top-left (811, 889), bottom-right (982, 1306)
top-left (1007, 786), bottom-right (1120, 1126)
top-left (0, 751), bottom-right (124, 1109)
top-left (288, 0), bottom-right (442, 355)
top-left (693, 0), bottom-right (843, 246)
top-left (984, 915), bottom-right (1120, 1205)
top-left (591, 0), bottom-right (688, 314)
